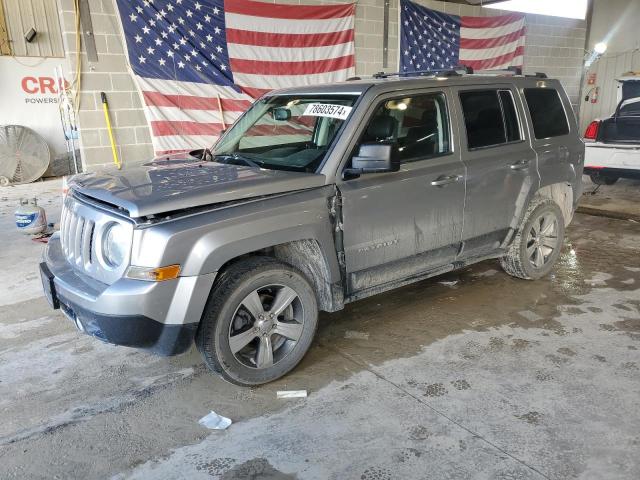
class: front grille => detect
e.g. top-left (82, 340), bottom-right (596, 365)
top-left (60, 200), bottom-right (95, 269)
top-left (58, 194), bottom-right (133, 285)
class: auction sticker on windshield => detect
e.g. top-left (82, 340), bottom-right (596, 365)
top-left (303, 103), bottom-right (352, 120)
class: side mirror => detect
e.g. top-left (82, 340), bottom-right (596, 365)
top-left (272, 108), bottom-right (291, 121)
top-left (344, 143), bottom-right (399, 179)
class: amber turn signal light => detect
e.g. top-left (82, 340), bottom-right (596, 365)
top-left (126, 264), bottom-right (181, 282)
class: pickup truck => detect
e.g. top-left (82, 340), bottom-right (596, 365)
top-left (584, 96), bottom-right (640, 184)
top-left (41, 72), bottom-right (584, 385)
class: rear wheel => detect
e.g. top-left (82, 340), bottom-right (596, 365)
top-left (590, 173), bottom-right (619, 185)
top-left (500, 201), bottom-right (565, 280)
top-left (196, 257), bottom-right (318, 386)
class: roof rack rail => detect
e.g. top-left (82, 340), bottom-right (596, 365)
top-left (372, 65), bottom-right (473, 79)
top-left (525, 72), bottom-right (548, 79)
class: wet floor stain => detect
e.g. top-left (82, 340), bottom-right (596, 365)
top-left (515, 411), bottom-right (543, 425)
top-left (360, 466), bottom-right (392, 480)
top-left (423, 383), bottom-right (447, 397)
top-left (451, 379), bottom-right (471, 390)
top-left (220, 458), bottom-right (296, 480)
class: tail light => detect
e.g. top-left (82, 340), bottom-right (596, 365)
top-left (584, 120), bottom-right (600, 140)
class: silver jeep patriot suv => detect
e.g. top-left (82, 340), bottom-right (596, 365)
top-left (41, 70), bottom-right (584, 385)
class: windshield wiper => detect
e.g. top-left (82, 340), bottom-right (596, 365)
top-left (213, 154), bottom-right (262, 169)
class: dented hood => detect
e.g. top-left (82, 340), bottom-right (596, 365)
top-left (68, 157), bottom-right (326, 217)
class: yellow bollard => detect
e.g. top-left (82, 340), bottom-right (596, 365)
top-left (100, 92), bottom-right (122, 170)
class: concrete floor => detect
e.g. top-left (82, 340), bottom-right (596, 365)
top-left (0, 179), bottom-right (639, 479)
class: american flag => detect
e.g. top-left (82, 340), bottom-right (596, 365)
top-left (399, 0), bottom-right (525, 74)
top-left (115, 0), bottom-right (356, 155)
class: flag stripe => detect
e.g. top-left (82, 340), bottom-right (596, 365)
top-left (460, 20), bottom-right (524, 39)
top-left (460, 27), bottom-right (526, 49)
top-left (460, 39), bottom-right (524, 60)
top-left (461, 13), bottom-right (524, 29)
top-left (142, 91), bottom-right (251, 112)
top-left (225, 28), bottom-right (354, 48)
top-left (231, 69), bottom-right (355, 91)
top-left (146, 106), bottom-right (242, 125)
top-left (227, 42), bottom-right (355, 63)
top-left (230, 54), bottom-right (355, 76)
top-left (224, 0), bottom-right (355, 20)
top-left (225, 12), bottom-right (353, 35)
top-left (460, 46), bottom-right (525, 70)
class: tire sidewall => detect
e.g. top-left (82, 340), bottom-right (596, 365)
top-left (518, 202), bottom-right (565, 279)
top-left (205, 265), bottom-right (318, 385)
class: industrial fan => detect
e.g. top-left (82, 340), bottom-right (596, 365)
top-left (0, 125), bottom-right (51, 186)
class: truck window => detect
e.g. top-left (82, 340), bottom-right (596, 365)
top-left (523, 88), bottom-right (569, 139)
top-left (362, 92), bottom-right (450, 163)
top-left (460, 90), bottom-right (506, 149)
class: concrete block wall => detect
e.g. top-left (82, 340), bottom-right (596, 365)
top-left (57, 0), bottom-right (154, 170)
top-left (58, 0), bottom-right (586, 170)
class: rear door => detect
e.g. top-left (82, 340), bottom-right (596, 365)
top-left (338, 89), bottom-right (466, 295)
top-left (451, 85), bottom-right (537, 258)
top-left (521, 86), bottom-right (582, 190)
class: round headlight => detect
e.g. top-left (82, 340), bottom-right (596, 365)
top-left (102, 223), bottom-right (128, 268)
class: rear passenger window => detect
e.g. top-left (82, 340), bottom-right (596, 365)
top-left (523, 88), bottom-right (569, 139)
top-left (460, 89), bottom-right (521, 149)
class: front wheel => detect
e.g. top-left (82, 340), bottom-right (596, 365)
top-left (196, 257), bottom-right (318, 386)
top-left (500, 201), bottom-right (565, 280)
top-left (590, 173), bottom-right (619, 185)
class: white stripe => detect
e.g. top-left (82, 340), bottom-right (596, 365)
top-left (145, 106), bottom-right (242, 125)
top-left (460, 19), bottom-right (525, 40)
top-left (228, 42), bottom-right (354, 63)
top-left (152, 135), bottom-right (219, 153)
top-left (233, 68), bottom-right (355, 91)
top-left (225, 12), bottom-right (353, 35)
top-left (460, 38), bottom-right (524, 61)
top-left (136, 76), bottom-right (253, 102)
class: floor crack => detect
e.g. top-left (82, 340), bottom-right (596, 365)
top-left (321, 342), bottom-right (551, 480)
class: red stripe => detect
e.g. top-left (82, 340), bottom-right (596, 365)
top-left (226, 28), bottom-right (354, 48)
top-left (461, 13), bottom-right (524, 29)
top-left (224, 0), bottom-right (355, 20)
top-left (143, 91), bottom-right (251, 111)
top-left (239, 86), bottom-right (271, 99)
top-left (460, 27), bottom-right (526, 49)
top-left (230, 54), bottom-right (355, 76)
top-left (461, 46), bottom-right (525, 70)
top-left (151, 121), bottom-right (224, 137)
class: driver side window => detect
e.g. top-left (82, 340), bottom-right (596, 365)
top-left (362, 92), bottom-right (450, 163)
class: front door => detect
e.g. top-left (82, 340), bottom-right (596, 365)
top-left (338, 90), bottom-right (466, 296)
top-left (452, 86), bottom-right (537, 258)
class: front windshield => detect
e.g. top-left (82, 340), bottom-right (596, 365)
top-left (212, 95), bottom-right (358, 173)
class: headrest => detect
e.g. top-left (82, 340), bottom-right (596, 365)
top-left (367, 115), bottom-right (397, 140)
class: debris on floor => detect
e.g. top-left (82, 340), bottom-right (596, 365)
top-left (276, 390), bottom-right (308, 399)
top-left (198, 411), bottom-right (232, 430)
top-left (344, 330), bottom-right (369, 340)
top-left (438, 280), bottom-right (459, 287)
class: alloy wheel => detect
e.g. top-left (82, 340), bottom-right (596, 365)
top-left (228, 284), bottom-right (304, 369)
top-left (526, 212), bottom-right (559, 270)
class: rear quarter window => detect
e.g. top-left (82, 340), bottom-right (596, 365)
top-left (523, 88), bottom-right (569, 139)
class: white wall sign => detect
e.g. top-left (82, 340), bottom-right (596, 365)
top-left (0, 57), bottom-right (70, 156)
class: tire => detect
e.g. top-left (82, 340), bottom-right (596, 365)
top-left (500, 200), bottom-right (565, 280)
top-left (590, 173), bottom-right (619, 185)
top-left (196, 256), bottom-right (318, 386)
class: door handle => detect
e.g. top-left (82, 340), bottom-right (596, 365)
top-left (509, 159), bottom-right (530, 171)
top-left (430, 174), bottom-right (462, 187)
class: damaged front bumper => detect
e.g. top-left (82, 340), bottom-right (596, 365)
top-left (40, 233), bottom-right (216, 355)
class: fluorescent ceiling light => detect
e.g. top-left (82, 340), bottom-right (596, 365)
top-left (485, 0), bottom-right (588, 20)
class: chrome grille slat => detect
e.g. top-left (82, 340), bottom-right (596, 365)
top-left (81, 220), bottom-right (94, 267)
top-left (74, 216), bottom-right (85, 266)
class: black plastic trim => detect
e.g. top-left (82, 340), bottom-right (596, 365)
top-left (56, 293), bottom-right (197, 356)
